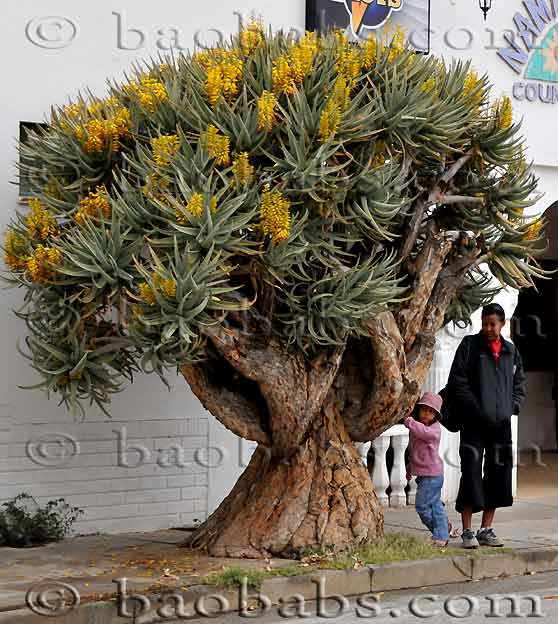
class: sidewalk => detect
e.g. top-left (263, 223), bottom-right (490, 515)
top-left (1, 491), bottom-right (558, 623)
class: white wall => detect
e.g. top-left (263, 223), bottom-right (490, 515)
top-left (0, 1), bottom-right (305, 534)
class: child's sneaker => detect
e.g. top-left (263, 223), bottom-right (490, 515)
top-left (461, 528), bottom-right (479, 549)
top-left (477, 528), bottom-right (504, 547)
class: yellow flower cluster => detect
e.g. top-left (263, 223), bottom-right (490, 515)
top-left (384, 26), bottom-right (406, 62)
top-left (151, 134), bottom-right (181, 166)
top-left (319, 100), bottom-right (342, 143)
top-left (75, 108), bottom-right (132, 154)
top-left (74, 187), bottom-right (111, 225)
top-left (336, 46), bottom-right (362, 88)
top-left (138, 273), bottom-right (178, 304)
top-left (318, 77), bottom-right (350, 142)
top-left (204, 124), bottom-right (230, 166)
top-left (175, 193), bottom-right (217, 223)
top-left (371, 140), bottom-right (387, 168)
top-left (272, 32), bottom-right (318, 95)
top-left (362, 36), bottom-right (378, 70)
top-left (126, 76), bottom-right (168, 113)
top-left (258, 91), bottom-right (278, 132)
top-left (524, 219), bottom-right (543, 241)
top-left (4, 230), bottom-right (28, 271)
top-left (260, 185), bottom-right (291, 244)
top-left (64, 103), bottom-right (82, 117)
top-left (199, 49), bottom-right (244, 106)
top-left (240, 18), bottom-right (264, 55)
top-left (25, 245), bottom-right (61, 283)
top-left (420, 77), bottom-right (438, 96)
top-left (463, 70), bottom-right (484, 108)
top-left (106, 108), bottom-right (132, 152)
top-left (154, 274), bottom-right (177, 298)
top-left (26, 198), bottom-right (58, 240)
top-left (493, 95), bottom-right (513, 130)
top-left (138, 282), bottom-right (157, 305)
top-left (232, 152), bottom-right (255, 186)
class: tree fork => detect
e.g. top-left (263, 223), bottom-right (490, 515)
top-left (180, 392), bottom-right (383, 559)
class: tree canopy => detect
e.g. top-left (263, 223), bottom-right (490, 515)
top-left (3, 22), bottom-right (547, 421)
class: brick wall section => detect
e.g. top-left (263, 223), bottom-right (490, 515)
top-left (0, 389), bottom-right (210, 535)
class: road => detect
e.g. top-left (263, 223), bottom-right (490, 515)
top-left (161, 570), bottom-right (558, 622)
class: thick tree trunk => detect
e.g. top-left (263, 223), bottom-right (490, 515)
top-left (182, 396), bottom-right (383, 558)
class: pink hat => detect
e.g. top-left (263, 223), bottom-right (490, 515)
top-left (417, 392), bottom-right (443, 416)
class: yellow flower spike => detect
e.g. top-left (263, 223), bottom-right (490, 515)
top-left (318, 76), bottom-right (350, 142)
top-left (106, 108), bottom-right (132, 152)
top-left (210, 196), bottom-right (218, 213)
top-left (258, 91), bottom-right (278, 132)
top-left (138, 282), bottom-right (157, 305)
top-left (336, 47), bottom-right (362, 88)
top-left (420, 77), bottom-right (438, 96)
top-left (206, 66), bottom-right (224, 106)
top-left (463, 70), bottom-right (484, 108)
top-left (273, 32), bottom-right (318, 95)
top-left (25, 244), bottom-right (61, 283)
top-left (203, 124), bottom-right (230, 166)
top-left (4, 230), bottom-right (28, 271)
top-left (493, 95), bottom-right (513, 130)
top-left (80, 119), bottom-right (107, 153)
top-left (524, 219), bottom-right (544, 241)
top-left (362, 36), bottom-right (378, 70)
top-left (259, 185), bottom-right (291, 244)
top-left (371, 140), bottom-right (387, 167)
top-left (126, 76), bottom-right (168, 113)
top-left (75, 187), bottom-right (111, 224)
top-left (176, 193), bottom-right (205, 223)
top-left (272, 57), bottom-right (295, 95)
top-left (319, 101), bottom-right (342, 143)
top-left (160, 278), bottom-right (177, 299)
top-left (151, 134), bottom-right (181, 166)
top-left (240, 17), bottom-right (264, 55)
top-left (232, 152), bottom-right (255, 186)
top-left (26, 198), bottom-right (58, 240)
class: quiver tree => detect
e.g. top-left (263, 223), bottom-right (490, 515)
top-left (3, 24), bottom-right (549, 558)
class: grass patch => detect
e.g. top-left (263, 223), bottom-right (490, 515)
top-left (321, 533), bottom-right (513, 568)
top-left (202, 534), bottom-right (515, 590)
top-left (203, 564), bottom-right (314, 590)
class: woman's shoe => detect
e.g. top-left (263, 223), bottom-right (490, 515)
top-left (431, 538), bottom-right (449, 547)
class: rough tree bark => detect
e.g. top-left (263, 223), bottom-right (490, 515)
top-left (179, 389), bottom-right (383, 558)
top-left (178, 156), bottom-right (482, 559)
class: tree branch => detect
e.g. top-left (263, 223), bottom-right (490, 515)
top-left (396, 227), bottom-right (454, 351)
top-left (399, 149), bottom-right (475, 267)
top-left (201, 322), bottom-right (311, 455)
top-left (344, 311), bottom-right (407, 442)
top-left (434, 195), bottom-right (485, 206)
top-left (181, 362), bottom-right (270, 446)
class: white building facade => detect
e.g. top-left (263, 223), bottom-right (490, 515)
top-left (1, 0), bottom-right (557, 532)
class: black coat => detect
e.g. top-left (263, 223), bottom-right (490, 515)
top-left (446, 331), bottom-right (526, 426)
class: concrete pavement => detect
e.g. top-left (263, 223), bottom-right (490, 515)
top-left (1, 493), bottom-right (558, 622)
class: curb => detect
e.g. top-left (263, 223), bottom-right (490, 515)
top-left (2, 547), bottom-right (558, 623)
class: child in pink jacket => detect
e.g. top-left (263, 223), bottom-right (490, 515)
top-left (404, 392), bottom-right (450, 546)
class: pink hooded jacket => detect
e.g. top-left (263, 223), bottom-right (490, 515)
top-left (404, 417), bottom-right (444, 477)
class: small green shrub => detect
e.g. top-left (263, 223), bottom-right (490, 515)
top-left (0, 493), bottom-right (83, 547)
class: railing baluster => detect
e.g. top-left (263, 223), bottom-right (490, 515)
top-left (371, 435), bottom-right (390, 506)
top-left (390, 429), bottom-right (409, 507)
